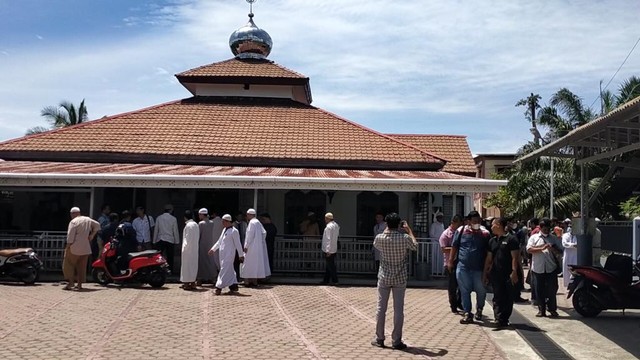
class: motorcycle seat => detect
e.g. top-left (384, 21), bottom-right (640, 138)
top-left (127, 250), bottom-right (159, 260)
top-left (0, 248), bottom-right (34, 257)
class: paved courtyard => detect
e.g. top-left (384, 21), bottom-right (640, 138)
top-left (1, 280), bottom-right (639, 360)
top-left (0, 282), bottom-right (506, 360)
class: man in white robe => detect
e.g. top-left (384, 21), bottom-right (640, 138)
top-left (241, 208), bottom-right (271, 286)
top-left (561, 230), bottom-right (577, 288)
top-left (210, 211), bottom-right (224, 271)
top-left (197, 208), bottom-right (217, 286)
top-left (180, 210), bottom-right (200, 290)
top-left (209, 214), bottom-right (244, 295)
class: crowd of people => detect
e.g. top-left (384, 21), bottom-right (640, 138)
top-left (62, 203), bottom-right (598, 348)
top-left (63, 204), bottom-right (279, 294)
top-left (435, 211), bottom-right (600, 329)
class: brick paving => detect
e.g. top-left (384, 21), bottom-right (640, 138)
top-left (0, 282), bottom-right (505, 359)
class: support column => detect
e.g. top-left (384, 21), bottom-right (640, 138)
top-left (577, 163), bottom-right (592, 266)
top-left (253, 188), bottom-right (258, 210)
top-left (89, 187), bottom-right (96, 219)
top-left (550, 158), bottom-right (554, 218)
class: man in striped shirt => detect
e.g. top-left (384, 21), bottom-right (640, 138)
top-left (371, 213), bottom-right (418, 350)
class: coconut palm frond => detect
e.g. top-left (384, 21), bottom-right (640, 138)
top-left (25, 126), bottom-right (50, 135)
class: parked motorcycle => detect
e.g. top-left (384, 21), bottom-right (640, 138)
top-left (567, 254), bottom-right (640, 317)
top-left (92, 224), bottom-right (169, 288)
top-left (0, 247), bottom-right (42, 284)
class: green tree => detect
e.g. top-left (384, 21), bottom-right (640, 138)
top-left (515, 93), bottom-right (542, 145)
top-left (26, 100), bottom-right (88, 135)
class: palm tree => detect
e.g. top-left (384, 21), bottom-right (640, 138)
top-left (25, 100), bottom-right (88, 135)
top-left (537, 88), bottom-right (595, 141)
top-left (515, 93), bottom-right (542, 145)
top-left (41, 99), bottom-right (88, 128)
top-left (616, 75), bottom-right (640, 106)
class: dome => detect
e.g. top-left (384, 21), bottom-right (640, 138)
top-left (229, 14), bottom-right (273, 59)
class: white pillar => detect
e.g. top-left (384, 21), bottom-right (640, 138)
top-left (89, 187), bottom-right (96, 218)
top-left (550, 158), bottom-right (554, 218)
top-left (253, 188), bottom-right (258, 210)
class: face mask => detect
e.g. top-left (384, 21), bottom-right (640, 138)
top-left (471, 224), bottom-right (481, 230)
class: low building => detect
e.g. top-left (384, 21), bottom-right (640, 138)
top-left (474, 153), bottom-right (516, 218)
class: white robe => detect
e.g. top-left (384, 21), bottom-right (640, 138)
top-left (562, 232), bottom-right (577, 288)
top-left (241, 218), bottom-right (271, 279)
top-left (180, 219), bottom-right (199, 283)
top-left (211, 226), bottom-right (243, 289)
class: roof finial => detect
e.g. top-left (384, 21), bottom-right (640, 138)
top-left (247, 0), bottom-right (256, 18)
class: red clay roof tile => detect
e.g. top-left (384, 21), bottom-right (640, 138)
top-left (0, 97), bottom-right (445, 170)
top-left (388, 134), bottom-right (477, 175)
top-left (176, 58), bottom-right (308, 79)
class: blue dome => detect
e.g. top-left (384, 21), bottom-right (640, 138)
top-left (229, 14), bottom-right (273, 59)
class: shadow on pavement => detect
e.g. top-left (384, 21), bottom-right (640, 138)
top-left (560, 306), bottom-right (640, 359)
top-left (402, 347), bottom-right (448, 357)
top-left (0, 281), bottom-right (42, 287)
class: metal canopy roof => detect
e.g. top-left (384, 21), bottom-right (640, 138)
top-left (517, 95), bottom-right (640, 171)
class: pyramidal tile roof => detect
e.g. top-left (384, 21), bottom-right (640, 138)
top-left (0, 97), bottom-right (445, 171)
top-left (176, 58), bottom-right (308, 80)
top-left (388, 134), bottom-right (477, 175)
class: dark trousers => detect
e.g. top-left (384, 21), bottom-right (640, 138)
top-left (532, 271), bottom-right (558, 312)
top-left (323, 253), bottom-right (338, 283)
top-left (513, 263), bottom-right (524, 299)
top-left (154, 241), bottom-right (175, 273)
top-left (491, 274), bottom-right (514, 324)
top-left (445, 267), bottom-right (462, 310)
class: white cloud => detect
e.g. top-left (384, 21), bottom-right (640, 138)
top-left (1, 0), bottom-right (639, 154)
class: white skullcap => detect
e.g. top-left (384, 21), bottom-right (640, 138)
top-left (246, 208), bottom-right (257, 215)
top-left (564, 218), bottom-right (571, 223)
top-left (222, 214), bottom-right (233, 221)
top-left (325, 212), bottom-right (334, 219)
top-left (70, 207), bottom-right (81, 213)
top-left (435, 212), bottom-right (444, 217)
top-left (595, 217), bottom-right (601, 222)
top-left (198, 208), bottom-right (208, 215)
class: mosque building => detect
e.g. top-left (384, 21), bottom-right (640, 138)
top-left (0, 4), bottom-right (504, 275)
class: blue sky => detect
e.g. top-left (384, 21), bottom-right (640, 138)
top-left (1, 0), bottom-right (639, 154)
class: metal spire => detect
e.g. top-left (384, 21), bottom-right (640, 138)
top-left (247, 0), bottom-right (256, 17)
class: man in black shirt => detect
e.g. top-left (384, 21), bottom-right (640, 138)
top-left (484, 217), bottom-right (520, 328)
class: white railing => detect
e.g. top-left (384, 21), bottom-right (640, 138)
top-left (273, 235), bottom-right (445, 278)
top-left (0, 231), bottom-right (446, 278)
top-left (0, 231), bottom-right (67, 271)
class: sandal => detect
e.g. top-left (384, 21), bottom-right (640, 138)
top-left (214, 288), bottom-right (222, 295)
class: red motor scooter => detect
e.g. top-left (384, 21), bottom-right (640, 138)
top-left (567, 254), bottom-right (640, 317)
top-left (92, 225), bottom-right (169, 288)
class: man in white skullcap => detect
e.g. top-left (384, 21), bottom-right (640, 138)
top-left (197, 208), bottom-right (218, 286)
top-left (64, 207), bottom-right (100, 291)
top-left (209, 214), bottom-right (244, 295)
top-left (241, 208), bottom-right (271, 287)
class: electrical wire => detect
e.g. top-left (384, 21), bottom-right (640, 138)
top-left (590, 35), bottom-right (640, 110)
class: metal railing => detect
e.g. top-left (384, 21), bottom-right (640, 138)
top-left (272, 235), bottom-right (444, 278)
top-left (0, 231), bottom-right (446, 279)
top-left (0, 231), bottom-right (67, 271)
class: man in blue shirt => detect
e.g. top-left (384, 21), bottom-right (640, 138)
top-left (448, 211), bottom-right (490, 324)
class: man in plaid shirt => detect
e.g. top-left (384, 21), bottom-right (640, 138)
top-left (371, 213), bottom-right (418, 350)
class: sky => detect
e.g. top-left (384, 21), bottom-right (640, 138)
top-left (1, 0), bottom-right (639, 155)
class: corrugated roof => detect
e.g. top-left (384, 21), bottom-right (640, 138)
top-left (0, 160), bottom-right (468, 179)
top-left (388, 134), bottom-right (477, 175)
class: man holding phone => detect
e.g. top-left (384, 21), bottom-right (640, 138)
top-left (371, 213), bottom-right (417, 350)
